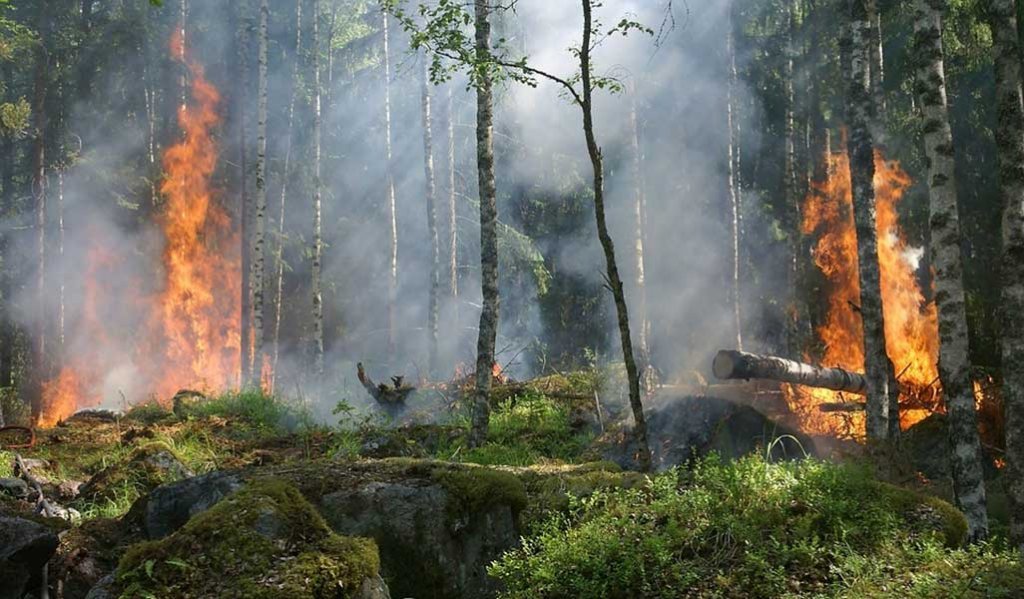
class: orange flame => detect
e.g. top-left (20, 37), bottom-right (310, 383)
top-left (38, 367), bottom-right (85, 427)
top-left (149, 30), bottom-right (240, 399)
top-left (789, 146), bottom-right (940, 437)
top-left (38, 31), bottom-right (239, 426)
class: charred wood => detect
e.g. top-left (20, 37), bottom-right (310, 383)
top-left (357, 362), bottom-right (415, 405)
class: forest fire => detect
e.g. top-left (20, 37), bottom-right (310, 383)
top-left (37, 33), bottom-right (239, 426)
top-left (787, 147), bottom-right (941, 437)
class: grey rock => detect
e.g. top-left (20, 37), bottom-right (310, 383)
top-left (134, 471), bottom-right (243, 539)
top-left (0, 478), bottom-right (28, 499)
top-left (0, 516), bottom-right (59, 599)
top-left (603, 395), bottom-right (814, 470)
top-left (320, 479), bottom-right (518, 599)
top-left (358, 574), bottom-right (392, 599)
top-left (84, 574), bottom-right (116, 599)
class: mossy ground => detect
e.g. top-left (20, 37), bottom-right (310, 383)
top-left (115, 479), bottom-right (379, 599)
top-left (2, 383), bottom-right (1021, 598)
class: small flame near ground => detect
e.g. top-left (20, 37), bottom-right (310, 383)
top-left (38, 32), bottom-right (240, 426)
top-left (789, 146), bottom-right (940, 438)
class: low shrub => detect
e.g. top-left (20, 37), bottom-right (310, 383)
top-left (490, 455), bottom-right (1021, 598)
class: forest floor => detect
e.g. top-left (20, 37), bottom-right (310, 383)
top-left (1, 376), bottom-right (1023, 598)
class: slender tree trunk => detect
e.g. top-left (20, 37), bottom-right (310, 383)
top-left (143, 21), bottom-right (158, 208)
top-left (628, 89), bottom-right (652, 367)
top-left (238, 5), bottom-right (253, 386)
top-left (382, 9), bottom-right (398, 354)
top-left (272, 0), bottom-right (303, 392)
top-left (913, 0), bottom-right (989, 541)
top-left (31, 8), bottom-right (49, 419)
top-left (784, 0), bottom-right (802, 356)
top-left (726, 16), bottom-right (743, 352)
top-left (846, 0), bottom-right (893, 441)
top-left (421, 55), bottom-right (441, 377)
top-left (580, 0), bottom-right (651, 471)
top-left (179, 0), bottom-right (187, 109)
top-left (468, 0), bottom-right (499, 448)
top-left (867, 0), bottom-right (886, 120)
top-left (312, 0), bottom-right (325, 377)
top-left (251, 0), bottom-right (269, 388)
top-left (447, 86), bottom-right (459, 323)
top-left (986, 0), bottom-right (1024, 552)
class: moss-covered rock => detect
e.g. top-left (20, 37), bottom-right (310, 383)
top-left (78, 442), bottom-right (193, 504)
top-left (873, 481), bottom-right (968, 547)
top-left (114, 479), bottom-right (382, 599)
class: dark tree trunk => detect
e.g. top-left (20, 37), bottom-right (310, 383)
top-left (580, 0), bottom-right (651, 471)
top-left (238, 5), bottom-right (253, 385)
top-left (468, 0), bottom-right (499, 448)
top-left (31, 4), bottom-right (50, 420)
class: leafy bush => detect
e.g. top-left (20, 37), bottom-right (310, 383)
top-left (490, 455), bottom-right (1021, 598)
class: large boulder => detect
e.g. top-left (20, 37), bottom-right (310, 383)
top-left (0, 516), bottom-right (59, 599)
top-left (125, 459), bottom-right (629, 598)
top-left (601, 395), bottom-right (814, 470)
top-left (127, 470), bottom-right (244, 539)
top-left (309, 461), bottom-right (525, 599)
top-left (112, 479), bottom-right (386, 598)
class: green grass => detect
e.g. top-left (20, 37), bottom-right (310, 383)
top-left (184, 390), bottom-right (314, 437)
top-left (461, 392), bottom-right (593, 466)
top-left (490, 454), bottom-right (1022, 598)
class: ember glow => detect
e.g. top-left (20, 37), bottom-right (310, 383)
top-left (787, 146), bottom-right (940, 437)
top-left (38, 33), bottom-right (240, 426)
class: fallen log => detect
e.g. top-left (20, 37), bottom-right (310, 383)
top-left (713, 350), bottom-right (867, 395)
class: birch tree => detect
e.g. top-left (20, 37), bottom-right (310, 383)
top-left (421, 53), bottom-right (440, 377)
top-left (846, 0), bottom-right (894, 441)
top-left (382, 7), bottom-right (398, 354)
top-left (251, 0), bottom-right (268, 387)
top-left (628, 87), bottom-right (652, 361)
top-left (984, 0), bottom-right (1024, 551)
top-left (312, 0), bottom-right (325, 377)
top-left (272, 0), bottom-right (303, 391)
top-left (726, 17), bottom-right (743, 351)
top-left (447, 86), bottom-right (459, 320)
top-left (913, 0), bottom-right (989, 541)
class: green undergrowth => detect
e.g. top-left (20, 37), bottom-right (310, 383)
top-left (116, 478), bottom-right (379, 598)
top-left (462, 392), bottom-right (594, 466)
top-left (331, 386), bottom-right (596, 467)
top-left (490, 454), bottom-right (1022, 599)
top-left (176, 389), bottom-right (316, 438)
